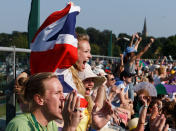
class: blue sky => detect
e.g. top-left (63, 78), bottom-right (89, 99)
top-left (0, 0), bottom-right (176, 38)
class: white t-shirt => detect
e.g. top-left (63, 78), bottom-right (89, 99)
top-left (112, 81), bottom-right (129, 105)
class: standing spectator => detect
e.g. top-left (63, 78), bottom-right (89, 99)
top-left (123, 37), bottom-right (154, 101)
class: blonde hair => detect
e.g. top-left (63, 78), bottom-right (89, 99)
top-left (77, 33), bottom-right (90, 42)
top-left (137, 89), bottom-right (150, 97)
top-left (158, 66), bottom-right (166, 75)
top-left (69, 66), bottom-right (94, 124)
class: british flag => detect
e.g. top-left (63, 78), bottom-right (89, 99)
top-left (30, 3), bottom-right (80, 74)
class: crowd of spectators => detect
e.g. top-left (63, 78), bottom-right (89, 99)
top-left (6, 33), bottom-right (176, 131)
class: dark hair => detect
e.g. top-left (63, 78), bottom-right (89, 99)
top-left (147, 75), bottom-right (154, 83)
top-left (24, 72), bottom-right (57, 102)
top-left (105, 72), bottom-right (114, 80)
top-left (120, 70), bottom-right (132, 80)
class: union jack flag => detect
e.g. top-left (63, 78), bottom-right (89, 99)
top-left (30, 3), bottom-right (80, 74)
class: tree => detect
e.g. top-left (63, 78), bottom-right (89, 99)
top-left (90, 43), bottom-right (100, 55)
top-left (12, 31), bottom-right (28, 48)
top-left (163, 35), bottom-right (176, 59)
top-left (113, 44), bottom-right (121, 57)
top-left (86, 27), bottom-right (100, 45)
top-left (76, 26), bottom-right (87, 34)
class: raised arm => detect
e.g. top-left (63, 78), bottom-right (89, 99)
top-left (135, 96), bottom-right (151, 131)
top-left (120, 54), bottom-right (124, 66)
top-left (160, 56), bottom-right (167, 66)
top-left (94, 84), bottom-right (106, 108)
top-left (129, 34), bottom-right (136, 47)
top-left (130, 38), bottom-right (154, 64)
top-left (134, 36), bottom-right (142, 51)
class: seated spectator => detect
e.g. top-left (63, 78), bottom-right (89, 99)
top-left (79, 63), bottom-right (105, 106)
top-left (105, 72), bottom-right (116, 99)
top-left (111, 70), bottom-right (132, 108)
top-left (14, 70), bottom-right (30, 113)
top-left (114, 54), bottom-right (124, 81)
top-left (78, 63), bottom-right (106, 99)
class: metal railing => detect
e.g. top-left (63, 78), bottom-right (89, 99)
top-left (0, 46), bottom-right (30, 130)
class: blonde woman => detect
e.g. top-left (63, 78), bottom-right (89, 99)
top-left (56, 34), bottom-right (113, 131)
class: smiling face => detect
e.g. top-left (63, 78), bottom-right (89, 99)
top-left (123, 76), bottom-right (132, 84)
top-left (106, 74), bottom-right (116, 87)
top-left (76, 40), bottom-right (92, 71)
top-left (42, 77), bottom-right (64, 120)
top-left (83, 78), bottom-right (94, 96)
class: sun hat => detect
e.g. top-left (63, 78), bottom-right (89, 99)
top-left (128, 118), bottom-right (139, 130)
top-left (78, 63), bottom-right (106, 90)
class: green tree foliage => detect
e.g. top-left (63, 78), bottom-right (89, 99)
top-left (0, 31), bottom-right (28, 48)
top-left (0, 29), bottom-right (176, 59)
top-left (113, 44), bottom-right (121, 57)
top-left (76, 26), bottom-right (87, 34)
top-left (116, 33), bottom-right (131, 52)
top-left (0, 33), bottom-right (11, 47)
top-left (90, 43), bottom-right (100, 55)
top-left (162, 35), bottom-right (176, 58)
top-left (86, 27), bottom-right (101, 45)
top-left (12, 31), bottom-right (28, 48)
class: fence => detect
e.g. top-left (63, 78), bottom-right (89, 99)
top-left (0, 46), bottom-right (30, 130)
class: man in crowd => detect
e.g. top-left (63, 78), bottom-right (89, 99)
top-left (6, 72), bottom-right (81, 131)
top-left (105, 72), bottom-right (116, 98)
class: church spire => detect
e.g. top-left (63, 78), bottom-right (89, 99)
top-left (142, 17), bottom-right (147, 37)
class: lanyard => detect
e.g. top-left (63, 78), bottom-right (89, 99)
top-left (31, 113), bottom-right (47, 131)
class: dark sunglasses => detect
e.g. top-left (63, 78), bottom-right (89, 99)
top-left (110, 78), bottom-right (115, 81)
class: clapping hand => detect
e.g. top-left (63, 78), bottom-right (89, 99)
top-left (92, 100), bottom-right (113, 130)
top-left (150, 114), bottom-right (169, 131)
top-left (62, 90), bottom-right (81, 131)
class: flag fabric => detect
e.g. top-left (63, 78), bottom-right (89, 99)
top-left (30, 3), bottom-right (80, 74)
top-left (28, 0), bottom-right (40, 48)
